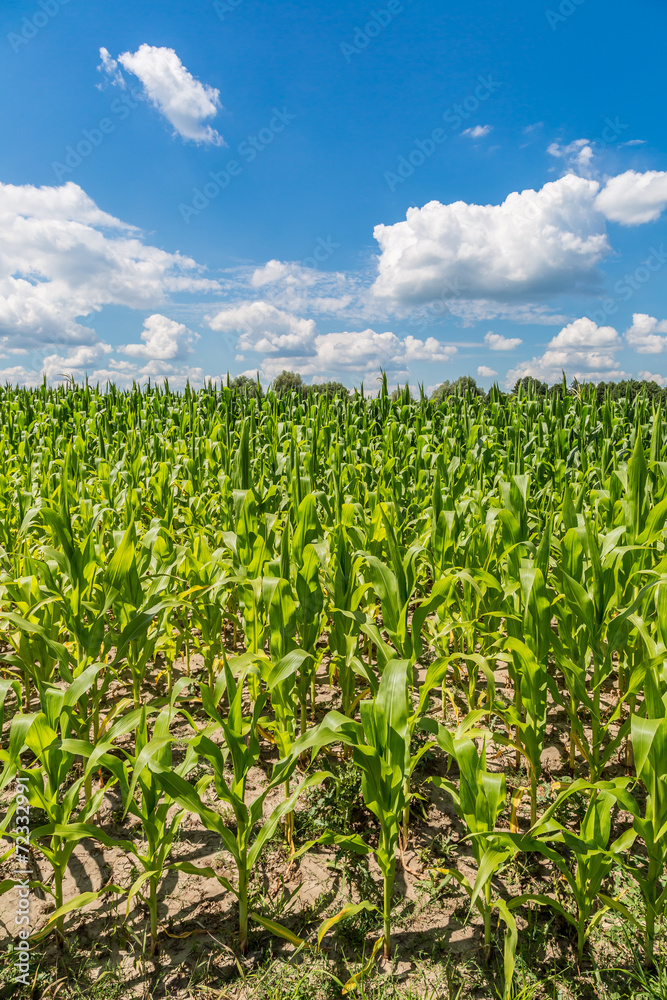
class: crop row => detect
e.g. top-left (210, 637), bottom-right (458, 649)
top-left (0, 378), bottom-right (666, 996)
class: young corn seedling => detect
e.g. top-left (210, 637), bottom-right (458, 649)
top-left (106, 685), bottom-right (203, 956)
top-left (626, 666), bottom-right (667, 966)
top-left (147, 656), bottom-right (329, 954)
top-left (496, 636), bottom-right (552, 827)
top-left (257, 645), bottom-right (315, 850)
top-left (325, 519), bottom-right (371, 717)
top-left (290, 657), bottom-right (414, 959)
top-left (0, 667), bottom-right (126, 946)
top-left (0, 571), bottom-right (66, 709)
top-left (421, 728), bottom-right (518, 997)
top-left (496, 779), bottom-right (637, 966)
top-left (222, 487), bottom-right (278, 659)
top-left (295, 542), bottom-right (325, 730)
top-left (182, 533), bottom-right (230, 687)
top-left (358, 505), bottom-right (426, 662)
top-left (105, 522), bottom-right (178, 709)
top-left (552, 520), bottom-right (629, 780)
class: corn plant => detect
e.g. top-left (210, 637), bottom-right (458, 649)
top-left (0, 377), bottom-right (664, 983)
top-left (291, 658), bottom-right (413, 958)
top-left (496, 780), bottom-right (637, 965)
top-left (102, 682), bottom-right (203, 955)
top-left (552, 520), bottom-right (630, 779)
top-left (626, 668), bottom-right (667, 965)
top-left (497, 636), bottom-right (552, 826)
top-left (105, 522), bottom-right (178, 709)
top-left (422, 728), bottom-right (518, 994)
top-left (147, 657), bottom-right (329, 953)
top-left (325, 519), bottom-right (371, 716)
top-left (0, 667), bottom-right (125, 943)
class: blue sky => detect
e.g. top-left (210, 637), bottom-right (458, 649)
top-left (1, 0), bottom-right (667, 390)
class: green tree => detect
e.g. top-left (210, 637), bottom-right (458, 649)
top-left (271, 371), bottom-right (305, 395)
top-left (512, 377), bottom-right (547, 397)
top-left (315, 380), bottom-right (350, 399)
top-left (229, 374), bottom-right (261, 398)
top-left (431, 376), bottom-right (483, 402)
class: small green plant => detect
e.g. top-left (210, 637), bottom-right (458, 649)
top-left (293, 658), bottom-right (414, 959)
top-left (422, 730), bottom-right (519, 999)
top-left (148, 656), bottom-right (329, 954)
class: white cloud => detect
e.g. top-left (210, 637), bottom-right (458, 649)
top-left (207, 303), bottom-right (456, 383)
top-left (97, 47), bottom-right (125, 88)
top-left (462, 125), bottom-right (492, 138)
top-left (372, 174), bottom-right (610, 308)
top-left (625, 313), bottom-right (667, 353)
top-left (505, 317), bottom-right (624, 387)
top-left (549, 316), bottom-right (620, 348)
top-left (477, 365), bottom-right (498, 377)
top-left (372, 166), bottom-right (667, 317)
top-left (638, 371), bottom-right (667, 386)
top-left (402, 335), bottom-right (457, 362)
top-left (595, 170), bottom-right (667, 225)
top-left (0, 341), bottom-right (210, 390)
top-left (261, 329), bottom-right (455, 381)
top-left (0, 180), bottom-right (218, 352)
top-left (99, 44), bottom-right (224, 145)
top-left (230, 261), bottom-right (359, 320)
top-left (82, 360), bottom-right (207, 390)
top-left (547, 138), bottom-right (594, 174)
top-left (208, 301), bottom-right (317, 355)
top-left (121, 314), bottom-right (199, 360)
top-left (40, 344), bottom-right (113, 380)
top-left (0, 365), bottom-right (48, 388)
top-left (312, 330), bottom-right (401, 373)
top-left (250, 260), bottom-right (310, 288)
top-left (484, 331), bottom-right (522, 351)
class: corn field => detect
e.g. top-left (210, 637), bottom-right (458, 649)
top-left (1, 375), bottom-right (666, 998)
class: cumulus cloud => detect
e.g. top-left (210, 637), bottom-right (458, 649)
top-left (93, 360), bottom-right (208, 390)
top-left (121, 314), bottom-right (199, 360)
top-left (207, 303), bottom-right (456, 383)
top-left (462, 125), bottom-right (492, 138)
top-left (550, 316), bottom-right (620, 348)
top-left (260, 329), bottom-right (456, 381)
top-left (371, 166), bottom-right (667, 317)
top-left (0, 340), bottom-right (211, 390)
top-left (0, 180), bottom-right (218, 352)
top-left (477, 365), bottom-right (498, 377)
top-left (41, 344), bottom-right (113, 380)
top-left (229, 262), bottom-right (359, 322)
top-left (402, 335), bottom-right (457, 362)
top-left (208, 301), bottom-right (317, 355)
top-left (625, 313), bottom-right (667, 353)
top-left (311, 330), bottom-right (403, 374)
top-left (595, 170), bottom-right (667, 225)
top-left (484, 331), bottom-right (522, 351)
top-left (505, 317), bottom-right (624, 387)
top-left (0, 358), bottom-right (210, 390)
top-left (250, 260), bottom-right (313, 289)
top-left (638, 371), bottom-right (667, 386)
top-left (548, 138), bottom-right (594, 174)
top-left (372, 174), bottom-right (610, 308)
top-left (99, 44), bottom-right (224, 145)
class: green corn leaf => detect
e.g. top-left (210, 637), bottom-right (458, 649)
top-left (317, 901), bottom-right (379, 949)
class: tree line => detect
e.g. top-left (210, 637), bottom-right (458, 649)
top-left (228, 370), bottom-right (667, 403)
